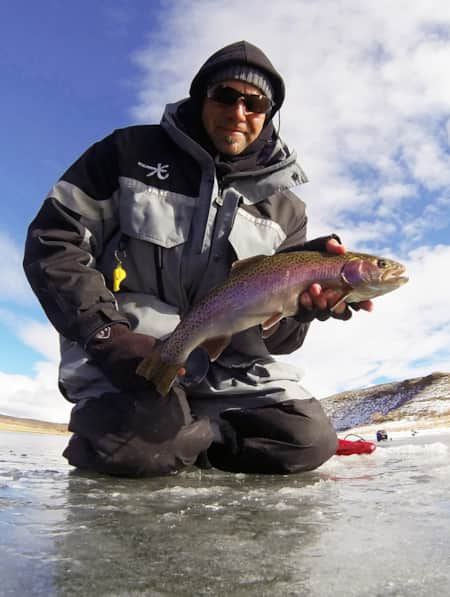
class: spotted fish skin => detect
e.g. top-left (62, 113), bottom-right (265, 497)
top-left (137, 251), bottom-right (408, 395)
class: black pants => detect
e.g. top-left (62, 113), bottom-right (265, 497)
top-left (63, 386), bottom-right (337, 477)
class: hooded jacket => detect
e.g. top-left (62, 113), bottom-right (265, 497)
top-left (23, 41), bottom-right (312, 401)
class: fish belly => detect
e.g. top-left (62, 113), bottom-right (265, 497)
top-left (161, 267), bottom-right (307, 365)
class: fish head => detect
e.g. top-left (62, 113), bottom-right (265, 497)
top-left (340, 254), bottom-right (409, 302)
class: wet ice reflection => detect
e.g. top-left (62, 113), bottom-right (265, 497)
top-left (1, 431), bottom-right (449, 596)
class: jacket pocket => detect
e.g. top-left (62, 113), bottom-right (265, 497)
top-left (103, 178), bottom-right (197, 297)
top-left (228, 207), bottom-right (286, 260)
top-left (119, 177), bottom-right (196, 248)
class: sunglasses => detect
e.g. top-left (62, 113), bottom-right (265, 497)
top-left (206, 85), bottom-right (274, 114)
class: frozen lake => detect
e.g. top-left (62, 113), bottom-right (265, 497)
top-left (1, 429), bottom-right (449, 596)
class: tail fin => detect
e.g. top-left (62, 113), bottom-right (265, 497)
top-left (136, 351), bottom-right (182, 397)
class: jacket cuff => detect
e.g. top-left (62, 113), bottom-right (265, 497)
top-left (71, 307), bottom-right (131, 349)
top-left (263, 318), bottom-right (310, 354)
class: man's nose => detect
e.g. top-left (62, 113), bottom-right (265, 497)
top-left (228, 99), bottom-right (247, 120)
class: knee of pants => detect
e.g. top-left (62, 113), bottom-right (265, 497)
top-left (64, 388), bottom-right (215, 477)
top-left (277, 399), bottom-right (338, 469)
top-left (213, 398), bottom-right (338, 474)
top-left (64, 418), bottom-right (215, 478)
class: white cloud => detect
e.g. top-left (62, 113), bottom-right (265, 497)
top-left (378, 183), bottom-right (417, 204)
top-left (0, 308), bottom-right (69, 422)
top-left (0, 233), bottom-right (36, 306)
top-left (0, 308), bottom-right (60, 362)
top-left (0, 361), bottom-right (71, 423)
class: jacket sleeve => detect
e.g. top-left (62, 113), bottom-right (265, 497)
top-left (23, 132), bottom-right (130, 346)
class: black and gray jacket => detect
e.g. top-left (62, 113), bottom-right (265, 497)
top-left (23, 42), bottom-right (313, 401)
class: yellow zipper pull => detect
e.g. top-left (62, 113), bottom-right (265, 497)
top-left (113, 250), bottom-right (127, 292)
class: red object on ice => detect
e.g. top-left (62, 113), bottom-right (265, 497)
top-left (335, 438), bottom-right (377, 456)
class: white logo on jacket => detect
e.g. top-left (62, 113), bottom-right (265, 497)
top-left (138, 161), bottom-right (169, 180)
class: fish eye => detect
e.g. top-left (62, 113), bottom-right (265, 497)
top-left (377, 259), bottom-right (388, 268)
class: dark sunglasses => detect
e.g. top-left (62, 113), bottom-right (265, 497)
top-left (207, 85), bottom-right (273, 114)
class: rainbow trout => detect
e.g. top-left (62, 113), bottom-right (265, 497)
top-left (137, 251), bottom-right (408, 395)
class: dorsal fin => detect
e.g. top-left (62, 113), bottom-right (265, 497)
top-left (230, 255), bottom-right (266, 277)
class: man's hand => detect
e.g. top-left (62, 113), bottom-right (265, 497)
top-left (86, 323), bottom-right (210, 392)
top-left (86, 324), bottom-right (159, 391)
top-left (298, 237), bottom-right (373, 320)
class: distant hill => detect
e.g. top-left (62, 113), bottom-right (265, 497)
top-left (0, 413), bottom-right (69, 435)
top-left (321, 371), bottom-right (450, 432)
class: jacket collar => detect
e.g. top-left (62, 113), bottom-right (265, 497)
top-left (161, 100), bottom-right (308, 204)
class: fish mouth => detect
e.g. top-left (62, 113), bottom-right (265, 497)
top-left (383, 265), bottom-right (409, 285)
top-left (395, 275), bottom-right (409, 286)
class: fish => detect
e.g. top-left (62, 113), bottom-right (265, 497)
top-left (136, 250), bottom-right (408, 396)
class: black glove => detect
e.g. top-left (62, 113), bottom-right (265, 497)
top-left (279, 234), bottom-right (342, 254)
top-left (86, 323), bottom-right (156, 391)
top-left (295, 305), bottom-right (352, 323)
top-left (300, 233), bottom-right (342, 252)
top-left (86, 323), bottom-right (211, 392)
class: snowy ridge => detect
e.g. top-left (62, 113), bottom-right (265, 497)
top-left (320, 372), bottom-right (450, 432)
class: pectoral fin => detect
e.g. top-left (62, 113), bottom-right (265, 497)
top-left (200, 335), bottom-right (232, 361)
top-left (261, 312), bottom-right (284, 330)
top-left (330, 293), bottom-right (351, 312)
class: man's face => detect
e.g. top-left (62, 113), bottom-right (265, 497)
top-left (201, 80), bottom-right (268, 155)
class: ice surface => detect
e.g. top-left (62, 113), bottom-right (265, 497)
top-left (1, 430), bottom-right (450, 596)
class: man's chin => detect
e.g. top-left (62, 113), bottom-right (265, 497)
top-left (216, 137), bottom-right (245, 155)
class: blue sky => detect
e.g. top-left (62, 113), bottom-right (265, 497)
top-left (1, 6), bottom-right (140, 349)
top-left (1, 0), bottom-right (450, 422)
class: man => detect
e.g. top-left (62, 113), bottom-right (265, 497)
top-left (24, 41), bottom-right (370, 477)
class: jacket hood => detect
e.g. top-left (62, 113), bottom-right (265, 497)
top-left (189, 41), bottom-right (285, 117)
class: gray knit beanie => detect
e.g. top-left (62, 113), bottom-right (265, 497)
top-left (206, 64), bottom-right (274, 100)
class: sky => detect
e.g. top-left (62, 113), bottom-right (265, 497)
top-left (1, 0), bottom-right (450, 423)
